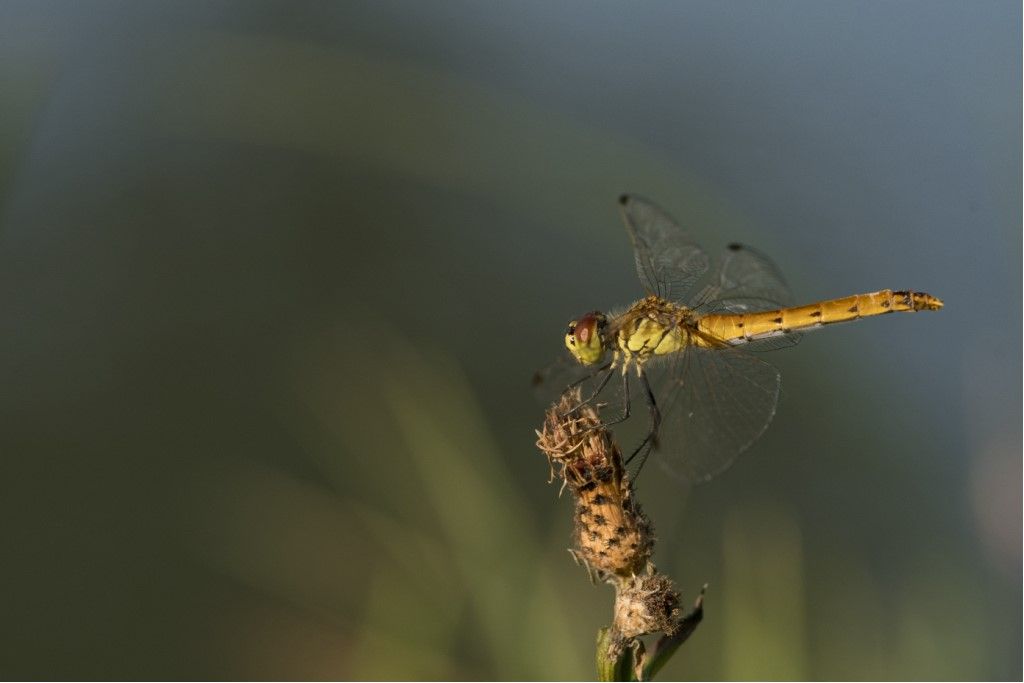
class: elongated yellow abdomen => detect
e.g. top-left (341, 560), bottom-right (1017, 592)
top-left (697, 289), bottom-right (943, 346)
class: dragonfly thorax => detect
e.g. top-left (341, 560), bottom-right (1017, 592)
top-left (613, 296), bottom-right (692, 364)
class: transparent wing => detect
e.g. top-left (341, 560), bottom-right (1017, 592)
top-left (619, 194), bottom-right (709, 301)
top-left (691, 242), bottom-right (803, 352)
top-left (692, 243), bottom-right (793, 313)
top-left (644, 341), bottom-right (781, 483)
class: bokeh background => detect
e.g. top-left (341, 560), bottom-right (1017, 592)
top-left (1, 1), bottom-right (1020, 679)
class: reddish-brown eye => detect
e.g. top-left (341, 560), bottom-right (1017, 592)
top-left (575, 312), bottom-right (602, 345)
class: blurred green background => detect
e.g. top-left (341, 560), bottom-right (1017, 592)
top-left (0, 1), bottom-right (1019, 679)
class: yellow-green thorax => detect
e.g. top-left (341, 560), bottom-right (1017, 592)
top-left (613, 296), bottom-right (690, 363)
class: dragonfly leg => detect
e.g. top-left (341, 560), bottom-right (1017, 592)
top-left (561, 362), bottom-right (630, 432)
top-left (624, 370), bottom-right (661, 477)
top-left (562, 362), bottom-right (615, 415)
top-left (596, 370), bottom-right (631, 427)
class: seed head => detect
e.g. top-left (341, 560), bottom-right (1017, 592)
top-left (537, 388), bottom-right (654, 579)
top-left (612, 571), bottom-right (681, 641)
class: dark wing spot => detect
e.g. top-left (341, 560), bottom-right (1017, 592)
top-left (592, 494), bottom-right (607, 505)
top-left (606, 537), bottom-right (621, 548)
top-left (809, 310), bottom-right (822, 318)
top-left (593, 514), bottom-right (607, 526)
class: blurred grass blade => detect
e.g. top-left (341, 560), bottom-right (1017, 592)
top-left (722, 506), bottom-right (807, 680)
top-left (380, 342), bottom-right (582, 678)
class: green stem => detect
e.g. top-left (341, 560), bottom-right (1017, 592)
top-left (596, 627), bottom-right (631, 682)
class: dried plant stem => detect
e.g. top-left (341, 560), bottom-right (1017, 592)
top-left (537, 388), bottom-right (706, 681)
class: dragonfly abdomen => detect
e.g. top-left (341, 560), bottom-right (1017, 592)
top-left (697, 289), bottom-right (944, 345)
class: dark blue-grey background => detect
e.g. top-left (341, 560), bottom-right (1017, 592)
top-left (1, 1), bottom-right (1019, 678)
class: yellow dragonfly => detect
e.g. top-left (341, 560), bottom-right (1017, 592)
top-left (557, 194), bottom-right (943, 483)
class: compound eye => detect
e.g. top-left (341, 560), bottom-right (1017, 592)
top-left (574, 312), bottom-right (603, 346)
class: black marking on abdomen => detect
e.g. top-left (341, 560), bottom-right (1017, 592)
top-left (772, 316), bottom-right (783, 324)
top-left (848, 305), bottom-right (859, 313)
top-left (809, 310), bottom-right (822, 318)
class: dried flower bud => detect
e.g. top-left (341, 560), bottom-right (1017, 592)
top-left (537, 388), bottom-right (654, 578)
top-left (612, 571), bottom-right (681, 640)
top-left (535, 387), bottom-right (619, 489)
top-left (574, 474), bottom-right (653, 578)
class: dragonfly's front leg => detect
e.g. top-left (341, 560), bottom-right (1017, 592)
top-left (563, 349), bottom-right (628, 415)
top-left (562, 354), bottom-right (634, 436)
top-left (624, 367), bottom-right (661, 477)
top-left (562, 361), bottom-right (615, 416)
top-left (595, 367), bottom-right (631, 427)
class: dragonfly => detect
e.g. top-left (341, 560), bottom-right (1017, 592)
top-left (555, 194), bottom-right (943, 483)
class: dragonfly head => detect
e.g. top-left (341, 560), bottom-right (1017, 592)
top-left (565, 311), bottom-right (607, 365)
